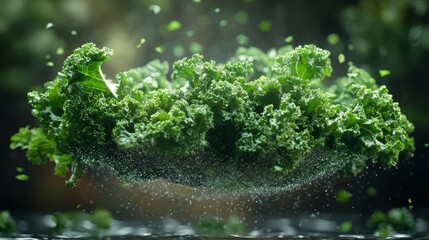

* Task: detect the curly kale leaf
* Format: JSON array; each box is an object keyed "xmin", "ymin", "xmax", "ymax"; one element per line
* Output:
[
  {"xmin": 10, "ymin": 43, "xmax": 415, "ymax": 188},
  {"xmin": 284, "ymin": 44, "xmax": 333, "ymax": 80},
  {"xmin": 328, "ymin": 84, "xmax": 414, "ymax": 172},
  {"xmin": 118, "ymin": 60, "xmax": 175, "ymax": 93},
  {"xmin": 326, "ymin": 65, "xmax": 415, "ymax": 174},
  {"xmin": 62, "ymin": 42, "xmax": 117, "ymax": 97},
  {"xmin": 113, "ymin": 89, "xmax": 214, "ymax": 156},
  {"xmin": 231, "ymin": 45, "xmax": 293, "ymax": 79},
  {"xmin": 10, "ymin": 127, "xmax": 73, "ymax": 176}
]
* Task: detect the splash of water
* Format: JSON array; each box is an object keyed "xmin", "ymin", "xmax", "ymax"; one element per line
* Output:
[{"xmin": 76, "ymin": 146, "xmax": 364, "ymax": 199}]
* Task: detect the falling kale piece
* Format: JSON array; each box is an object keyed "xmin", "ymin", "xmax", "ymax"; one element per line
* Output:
[
  {"xmin": 0, "ymin": 211, "xmax": 17, "ymax": 235},
  {"xmin": 10, "ymin": 43, "xmax": 415, "ymax": 188},
  {"xmin": 367, "ymin": 208, "xmax": 416, "ymax": 236}
]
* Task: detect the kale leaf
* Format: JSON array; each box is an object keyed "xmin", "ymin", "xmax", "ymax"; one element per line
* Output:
[{"xmin": 10, "ymin": 43, "xmax": 415, "ymax": 188}]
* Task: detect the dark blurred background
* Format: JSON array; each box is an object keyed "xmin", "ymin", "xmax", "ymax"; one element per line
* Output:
[{"xmin": 1, "ymin": 0, "xmax": 428, "ymax": 224}]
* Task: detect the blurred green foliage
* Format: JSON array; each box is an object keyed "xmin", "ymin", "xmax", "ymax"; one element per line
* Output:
[
  {"xmin": 336, "ymin": 188, "xmax": 352, "ymax": 203},
  {"xmin": 367, "ymin": 207, "xmax": 416, "ymax": 235},
  {"xmin": 52, "ymin": 208, "xmax": 114, "ymax": 233},
  {"xmin": 0, "ymin": 211, "xmax": 17, "ymax": 235},
  {"xmin": 342, "ymin": 0, "xmax": 429, "ymax": 74},
  {"xmin": 339, "ymin": 221, "xmax": 353, "ymax": 233},
  {"xmin": 341, "ymin": 0, "xmax": 429, "ymax": 131},
  {"xmin": 195, "ymin": 215, "xmax": 246, "ymax": 235},
  {"xmin": 90, "ymin": 209, "xmax": 113, "ymax": 229}
]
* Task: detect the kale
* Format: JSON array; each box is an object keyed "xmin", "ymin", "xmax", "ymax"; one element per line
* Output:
[
  {"xmin": 0, "ymin": 211, "xmax": 17, "ymax": 235},
  {"xmin": 367, "ymin": 208, "xmax": 416, "ymax": 235},
  {"xmin": 10, "ymin": 43, "xmax": 415, "ymax": 188}
]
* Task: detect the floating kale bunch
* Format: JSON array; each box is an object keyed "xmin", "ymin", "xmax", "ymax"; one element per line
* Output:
[{"xmin": 10, "ymin": 43, "xmax": 414, "ymax": 188}]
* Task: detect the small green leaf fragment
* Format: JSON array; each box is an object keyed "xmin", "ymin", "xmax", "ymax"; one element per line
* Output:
[
  {"xmin": 16, "ymin": 167, "xmax": 24, "ymax": 173},
  {"xmin": 274, "ymin": 166, "xmax": 283, "ymax": 172},
  {"xmin": 284, "ymin": 36, "xmax": 293, "ymax": 43},
  {"xmin": 167, "ymin": 20, "xmax": 182, "ymax": 31},
  {"xmin": 379, "ymin": 229, "xmax": 390, "ymax": 237},
  {"xmin": 219, "ymin": 19, "xmax": 228, "ymax": 27},
  {"xmin": 367, "ymin": 187, "xmax": 377, "ymax": 196},
  {"xmin": 71, "ymin": 30, "xmax": 78, "ymax": 35},
  {"xmin": 186, "ymin": 30, "xmax": 195, "ymax": 37},
  {"xmin": 90, "ymin": 209, "xmax": 113, "ymax": 229},
  {"xmin": 379, "ymin": 69, "xmax": 391, "ymax": 77},
  {"xmin": 387, "ymin": 208, "xmax": 416, "ymax": 231},
  {"xmin": 348, "ymin": 44, "xmax": 355, "ymax": 51},
  {"xmin": 137, "ymin": 38, "xmax": 146, "ymax": 48},
  {"xmin": 0, "ymin": 211, "xmax": 17, "ymax": 234},
  {"xmin": 193, "ymin": 0, "xmax": 201, "ymax": 2},
  {"xmin": 16, "ymin": 174, "xmax": 29, "ymax": 181},
  {"xmin": 368, "ymin": 208, "xmax": 415, "ymax": 233},
  {"xmin": 189, "ymin": 42, "xmax": 203, "ymax": 53},
  {"xmin": 327, "ymin": 33, "xmax": 340, "ymax": 45},
  {"xmin": 367, "ymin": 210, "xmax": 386, "ymax": 229},
  {"xmin": 148, "ymin": 5, "xmax": 161, "ymax": 14},
  {"xmin": 155, "ymin": 46, "xmax": 164, "ymax": 54},
  {"xmin": 46, "ymin": 61, "xmax": 54, "ymax": 67},
  {"xmin": 258, "ymin": 20, "xmax": 272, "ymax": 32},
  {"xmin": 46, "ymin": 22, "xmax": 55, "ymax": 29},
  {"xmin": 236, "ymin": 34, "xmax": 249, "ymax": 45},
  {"xmin": 424, "ymin": 143, "xmax": 429, "ymax": 147},
  {"xmin": 173, "ymin": 45, "xmax": 185, "ymax": 57},
  {"xmin": 195, "ymin": 216, "xmax": 245, "ymax": 235},
  {"xmin": 224, "ymin": 215, "xmax": 246, "ymax": 235},
  {"xmin": 338, "ymin": 53, "xmax": 345, "ymax": 63},
  {"xmin": 235, "ymin": 11, "xmax": 248, "ymax": 25},
  {"xmin": 340, "ymin": 221, "xmax": 352, "ymax": 233},
  {"xmin": 214, "ymin": 8, "xmax": 220, "ymax": 13},
  {"xmin": 56, "ymin": 47, "xmax": 64, "ymax": 55},
  {"xmin": 336, "ymin": 188, "xmax": 352, "ymax": 203},
  {"xmin": 45, "ymin": 54, "xmax": 51, "ymax": 59},
  {"xmin": 195, "ymin": 217, "xmax": 224, "ymax": 234},
  {"xmin": 408, "ymin": 198, "xmax": 413, "ymax": 210}
]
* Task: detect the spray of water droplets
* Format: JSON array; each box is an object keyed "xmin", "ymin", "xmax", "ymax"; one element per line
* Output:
[{"xmin": 75, "ymin": 146, "xmax": 364, "ymax": 200}]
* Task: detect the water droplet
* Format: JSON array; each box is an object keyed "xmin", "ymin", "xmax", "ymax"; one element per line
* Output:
[{"xmin": 46, "ymin": 22, "xmax": 55, "ymax": 29}]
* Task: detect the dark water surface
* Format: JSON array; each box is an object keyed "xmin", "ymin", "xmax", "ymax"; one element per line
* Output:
[{"xmin": 2, "ymin": 210, "xmax": 428, "ymax": 240}]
